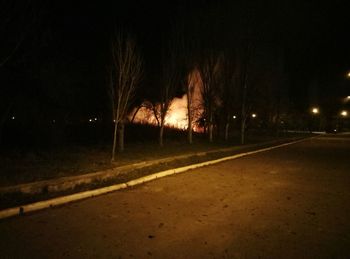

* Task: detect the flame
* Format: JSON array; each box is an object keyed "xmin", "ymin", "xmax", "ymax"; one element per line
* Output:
[
  {"xmin": 164, "ymin": 95, "xmax": 189, "ymax": 130},
  {"xmin": 130, "ymin": 70, "xmax": 204, "ymax": 132}
]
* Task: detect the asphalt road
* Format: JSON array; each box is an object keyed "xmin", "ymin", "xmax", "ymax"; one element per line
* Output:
[{"xmin": 1, "ymin": 134, "xmax": 350, "ymax": 258}]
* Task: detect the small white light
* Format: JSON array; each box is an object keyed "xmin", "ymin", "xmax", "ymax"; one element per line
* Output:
[
  {"xmin": 251, "ymin": 113, "xmax": 257, "ymax": 118},
  {"xmin": 89, "ymin": 119, "xmax": 92, "ymax": 122},
  {"xmin": 11, "ymin": 116, "xmax": 15, "ymax": 120},
  {"xmin": 341, "ymin": 110, "xmax": 348, "ymax": 116},
  {"xmin": 233, "ymin": 115, "xmax": 236, "ymax": 119},
  {"xmin": 94, "ymin": 118, "xmax": 97, "ymax": 121},
  {"xmin": 312, "ymin": 108, "xmax": 319, "ymax": 114}
]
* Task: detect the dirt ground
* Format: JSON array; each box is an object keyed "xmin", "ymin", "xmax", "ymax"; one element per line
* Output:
[{"xmin": 1, "ymin": 134, "xmax": 349, "ymax": 258}]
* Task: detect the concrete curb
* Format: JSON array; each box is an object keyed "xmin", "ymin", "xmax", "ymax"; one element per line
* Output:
[{"xmin": 0, "ymin": 137, "xmax": 311, "ymax": 220}]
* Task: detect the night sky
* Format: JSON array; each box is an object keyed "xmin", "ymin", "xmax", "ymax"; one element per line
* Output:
[{"xmin": 1, "ymin": 0, "xmax": 350, "ymax": 123}]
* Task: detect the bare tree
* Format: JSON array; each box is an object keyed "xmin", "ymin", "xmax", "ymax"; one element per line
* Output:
[
  {"xmin": 154, "ymin": 31, "xmax": 183, "ymax": 147},
  {"xmin": 177, "ymin": 19, "xmax": 198, "ymax": 144},
  {"xmin": 220, "ymin": 53, "xmax": 239, "ymax": 141},
  {"xmin": 186, "ymin": 71, "xmax": 196, "ymax": 144},
  {"xmin": 156, "ymin": 61, "xmax": 179, "ymax": 147},
  {"xmin": 239, "ymin": 42, "xmax": 254, "ymax": 144},
  {"xmin": 247, "ymin": 46, "xmax": 288, "ymax": 136},
  {"xmin": 109, "ymin": 32, "xmax": 142, "ymax": 162},
  {"xmin": 198, "ymin": 53, "xmax": 221, "ymax": 142}
]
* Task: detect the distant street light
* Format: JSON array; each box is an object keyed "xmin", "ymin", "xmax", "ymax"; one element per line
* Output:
[
  {"xmin": 310, "ymin": 107, "xmax": 321, "ymax": 131},
  {"xmin": 340, "ymin": 110, "xmax": 348, "ymax": 117},
  {"xmin": 311, "ymin": 107, "xmax": 319, "ymax": 114},
  {"xmin": 251, "ymin": 113, "xmax": 257, "ymax": 118},
  {"xmin": 347, "ymin": 72, "xmax": 350, "ymax": 78},
  {"xmin": 233, "ymin": 115, "xmax": 236, "ymax": 119}
]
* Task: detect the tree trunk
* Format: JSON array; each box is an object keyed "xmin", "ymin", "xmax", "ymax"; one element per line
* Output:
[
  {"xmin": 209, "ymin": 124, "xmax": 213, "ymax": 142},
  {"xmin": 187, "ymin": 109, "xmax": 193, "ymax": 144},
  {"xmin": 130, "ymin": 105, "xmax": 142, "ymax": 123},
  {"xmin": 208, "ymin": 112, "xmax": 214, "ymax": 142},
  {"xmin": 224, "ymin": 122, "xmax": 230, "ymax": 141},
  {"xmin": 186, "ymin": 87, "xmax": 193, "ymax": 144},
  {"xmin": 240, "ymin": 118, "xmax": 246, "ymax": 145},
  {"xmin": 224, "ymin": 113, "xmax": 231, "ymax": 141},
  {"xmin": 187, "ymin": 123, "xmax": 193, "ymax": 144},
  {"xmin": 240, "ymin": 81, "xmax": 247, "ymax": 145},
  {"xmin": 159, "ymin": 122, "xmax": 164, "ymax": 147},
  {"xmin": 118, "ymin": 121, "xmax": 124, "ymax": 152},
  {"xmin": 111, "ymin": 120, "xmax": 118, "ymax": 162}
]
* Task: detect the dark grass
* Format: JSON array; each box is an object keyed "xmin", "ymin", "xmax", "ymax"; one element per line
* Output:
[{"xmin": 0, "ymin": 123, "xmax": 313, "ymax": 187}]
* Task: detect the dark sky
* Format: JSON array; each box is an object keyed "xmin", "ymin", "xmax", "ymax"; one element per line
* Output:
[
  {"xmin": 2, "ymin": 0, "xmax": 350, "ymax": 119},
  {"xmin": 279, "ymin": 1, "xmax": 350, "ymax": 108},
  {"xmin": 49, "ymin": 1, "xmax": 350, "ymax": 87}
]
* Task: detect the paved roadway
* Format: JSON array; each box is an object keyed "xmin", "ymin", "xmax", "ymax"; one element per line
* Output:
[{"xmin": 1, "ymin": 134, "xmax": 350, "ymax": 258}]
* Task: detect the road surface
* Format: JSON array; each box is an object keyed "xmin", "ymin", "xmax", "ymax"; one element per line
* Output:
[{"xmin": 1, "ymin": 134, "xmax": 350, "ymax": 258}]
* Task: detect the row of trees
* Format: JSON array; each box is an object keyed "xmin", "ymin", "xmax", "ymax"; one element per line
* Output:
[
  {"xmin": 0, "ymin": 1, "xmax": 289, "ymax": 161},
  {"xmin": 109, "ymin": 27, "xmax": 288, "ymax": 161}
]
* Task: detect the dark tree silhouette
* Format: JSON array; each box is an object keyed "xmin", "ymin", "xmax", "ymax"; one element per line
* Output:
[
  {"xmin": 198, "ymin": 53, "xmax": 221, "ymax": 142},
  {"xmin": 109, "ymin": 32, "xmax": 142, "ymax": 161}
]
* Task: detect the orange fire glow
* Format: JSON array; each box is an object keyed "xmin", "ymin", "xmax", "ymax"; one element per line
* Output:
[{"xmin": 130, "ymin": 70, "xmax": 203, "ymax": 132}]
